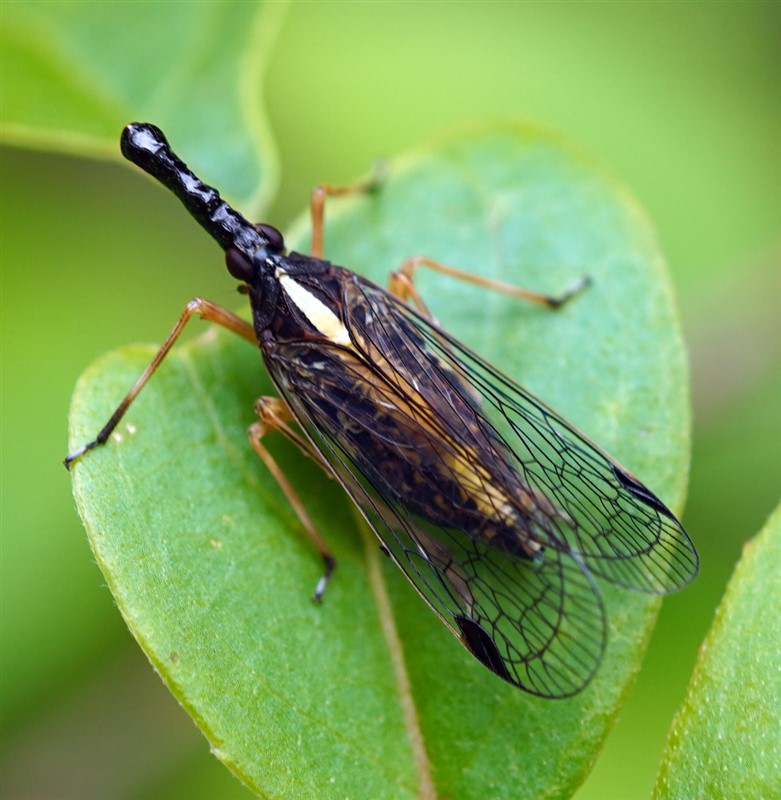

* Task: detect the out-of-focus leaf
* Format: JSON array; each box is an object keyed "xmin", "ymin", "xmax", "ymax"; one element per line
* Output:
[
  {"xmin": 0, "ymin": 1, "xmax": 288, "ymax": 209},
  {"xmin": 654, "ymin": 502, "xmax": 781, "ymax": 799}
]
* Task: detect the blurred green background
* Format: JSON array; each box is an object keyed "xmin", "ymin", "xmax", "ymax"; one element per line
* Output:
[{"xmin": 1, "ymin": 2, "xmax": 778, "ymax": 798}]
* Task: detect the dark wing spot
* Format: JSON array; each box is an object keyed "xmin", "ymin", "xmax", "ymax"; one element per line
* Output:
[
  {"xmin": 455, "ymin": 615, "xmax": 512, "ymax": 683},
  {"xmin": 611, "ymin": 464, "xmax": 674, "ymax": 519}
]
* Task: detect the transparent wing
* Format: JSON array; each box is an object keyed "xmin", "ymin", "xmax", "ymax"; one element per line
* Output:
[
  {"xmin": 351, "ymin": 277, "xmax": 698, "ymax": 594},
  {"xmin": 263, "ymin": 271, "xmax": 697, "ymax": 697},
  {"xmin": 294, "ymin": 409, "xmax": 606, "ymax": 698}
]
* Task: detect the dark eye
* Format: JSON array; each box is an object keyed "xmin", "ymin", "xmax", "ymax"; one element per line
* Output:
[
  {"xmin": 257, "ymin": 223, "xmax": 285, "ymax": 251},
  {"xmin": 225, "ymin": 247, "xmax": 254, "ymax": 282}
]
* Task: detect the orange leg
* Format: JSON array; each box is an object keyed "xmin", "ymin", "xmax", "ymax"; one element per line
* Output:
[
  {"xmin": 65, "ymin": 299, "xmax": 257, "ymax": 468},
  {"xmin": 309, "ymin": 166, "xmax": 385, "ymax": 259},
  {"xmin": 306, "ymin": 164, "xmax": 587, "ymax": 312},
  {"xmin": 253, "ymin": 397, "xmax": 330, "ymax": 471},
  {"xmin": 389, "ymin": 255, "xmax": 591, "ymax": 319},
  {"xmin": 248, "ymin": 397, "xmax": 336, "ymax": 602}
]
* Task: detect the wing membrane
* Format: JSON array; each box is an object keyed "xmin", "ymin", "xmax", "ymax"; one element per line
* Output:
[{"xmin": 263, "ymin": 271, "xmax": 697, "ymax": 696}]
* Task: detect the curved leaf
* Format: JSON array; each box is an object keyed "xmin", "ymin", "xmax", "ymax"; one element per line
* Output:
[
  {"xmin": 0, "ymin": 1, "xmax": 287, "ymax": 209},
  {"xmin": 654, "ymin": 501, "xmax": 781, "ymax": 799},
  {"xmin": 68, "ymin": 124, "xmax": 690, "ymax": 798}
]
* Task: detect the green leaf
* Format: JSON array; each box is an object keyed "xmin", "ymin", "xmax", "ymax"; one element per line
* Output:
[
  {"xmin": 0, "ymin": 0, "xmax": 287, "ymax": 209},
  {"xmin": 68, "ymin": 124, "xmax": 690, "ymax": 799},
  {"xmin": 654, "ymin": 501, "xmax": 781, "ymax": 799}
]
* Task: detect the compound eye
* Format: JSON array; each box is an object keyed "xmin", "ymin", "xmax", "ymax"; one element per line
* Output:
[
  {"xmin": 257, "ymin": 223, "xmax": 284, "ymax": 251},
  {"xmin": 225, "ymin": 247, "xmax": 254, "ymax": 282}
]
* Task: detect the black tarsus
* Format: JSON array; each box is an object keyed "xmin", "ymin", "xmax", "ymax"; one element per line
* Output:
[{"xmin": 313, "ymin": 553, "xmax": 337, "ymax": 604}]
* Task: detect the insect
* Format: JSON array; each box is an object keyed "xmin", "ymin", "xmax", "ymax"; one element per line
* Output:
[{"xmin": 66, "ymin": 122, "xmax": 698, "ymax": 699}]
